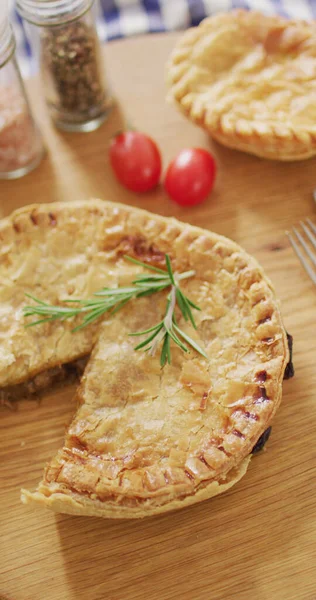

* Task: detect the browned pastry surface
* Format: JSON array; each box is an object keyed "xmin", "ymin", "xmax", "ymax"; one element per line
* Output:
[
  {"xmin": 167, "ymin": 10, "xmax": 316, "ymax": 160},
  {"xmin": 0, "ymin": 200, "xmax": 289, "ymax": 517}
]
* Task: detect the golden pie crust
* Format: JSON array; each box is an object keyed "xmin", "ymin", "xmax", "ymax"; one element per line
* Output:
[
  {"xmin": 167, "ymin": 10, "xmax": 316, "ymax": 160},
  {"xmin": 0, "ymin": 200, "xmax": 289, "ymax": 518}
]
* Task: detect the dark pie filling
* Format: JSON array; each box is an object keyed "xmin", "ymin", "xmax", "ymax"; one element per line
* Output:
[
  {"xmin": 0, "ymin": 357, "xmax": 88, "ymax": 406},
  {"xmin": 250, "ymin": 332, "xmax": 294, "ymax": 454},
  {"xmin": 284, "ymin": 332, "xmax": 294, "ymax": 380},
  {"xmin": 251, "ymin": 426, "xmax": 272, "ymax": 454}
]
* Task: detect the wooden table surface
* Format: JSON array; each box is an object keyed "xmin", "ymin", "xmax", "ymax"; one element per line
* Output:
[{"xmin": 1, "ymin": 33, "xmax": 316, "ymax": 600}]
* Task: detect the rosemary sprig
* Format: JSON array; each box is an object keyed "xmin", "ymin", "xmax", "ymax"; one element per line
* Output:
[{"xmin": 23, "ymin": 255, "xmax": 207, "ymax": 365}]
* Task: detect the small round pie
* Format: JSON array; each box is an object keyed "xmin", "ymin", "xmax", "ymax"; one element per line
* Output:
[
  {"xmin": 167, "ymin": 10, "xmax": 316, "ymax": 161},
  {"xmin": 0, "ymin": 200, "xmax": 290, "ymax": 518}
]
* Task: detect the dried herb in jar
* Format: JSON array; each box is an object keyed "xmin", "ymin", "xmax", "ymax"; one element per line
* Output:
[{"xmin": 40, "ymin": 20, "xmax": 107, "ymax": 118}]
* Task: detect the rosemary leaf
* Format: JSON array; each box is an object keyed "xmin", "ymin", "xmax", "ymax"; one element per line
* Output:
[
  {"xmin": 177, "ymin": 270, "xmax": 196, "ymax": 281},
  {"xmin": 25, "ymin": 293, "xmax": 49, "ymax": 306},
  {"xmin": 165, "ymin": 328, "xmax": 189, "ymax": 354},
  {"xmin": 123, "ymin": 255, "xmax": 167, "ymax": 274},
  {"xmin": 160, "ymin": 334, "xmax": 171, "ymax": 367},
  {"xmin": 109, "ymin": 298, "xmax": 132, "ymax": 316},
  {"xmin": 175, "ymin": 288, "xmax": 189, "ymax": 321},
  {"xmin": 73, "ymin": 308, "xmax": 110, "ymax": 331},
  {"xmin": 165, "ymin": 255, "xmax": 176, "ymax": 285},
  {"xmin": 178, "ymin": 290, "xmax": 197, "ymax": 329},
  {"xmin": 129, "ymin": 322, "xmax": 164, "ymax": 336},
  {"xmin": 137, "ymin": 282, "xmax": 170, "ymax": 298},
  {"xmin": 134, "ymin": 281, "xmax": 171, "ymax": 290},
  {"xmin": 134, "ymin": 325, "xmax": 164, "ymax": 351},
  {"xmin": 134, "ymin": 274, "xmax": 170, "ymax": 282},
  {"xmin": 166, "ymin": 335, "xmax": 171, "ymax": 365},
  {"xmin": 173, "ymin": 324, "xmax": 208, "ymax": 360},
  {"xmin": 25, "ymin": 317, "xmax": 61, "ymax": 328},
  {"xmin": 94, "ymin": 287, "xmax": 138, "ymax": 297},
  {"xmin": 186, "ymin": 297, "xmax": 201, "ymax": 311}
]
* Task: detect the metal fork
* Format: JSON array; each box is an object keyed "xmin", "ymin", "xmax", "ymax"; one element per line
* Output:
[{"xmin": 287, "ymin": 218, "xmax": 316, "ymax": 285}]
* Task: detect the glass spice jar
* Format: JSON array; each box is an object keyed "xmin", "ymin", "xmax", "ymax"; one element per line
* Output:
[
  {"xmin": 0, "ymin": 14, "xmax": 44, "ymax": 179},
  {"xmin": 17, "ymin": 0, "xmax": 113, "ymax": 132}
]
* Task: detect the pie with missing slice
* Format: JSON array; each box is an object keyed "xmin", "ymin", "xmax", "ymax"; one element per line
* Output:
[
  {"xmin": 167, "ymin": 10, "xmax": 316, "ymax": 160},
  {"xmin": 1, "ymin": 200, "xmax": 290, "ymax": 518}
]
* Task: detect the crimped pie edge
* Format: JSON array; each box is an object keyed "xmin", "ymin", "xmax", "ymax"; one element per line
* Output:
[{"xmin": 21, "ymin": 456, "xmax": 251, "ymax": 518}]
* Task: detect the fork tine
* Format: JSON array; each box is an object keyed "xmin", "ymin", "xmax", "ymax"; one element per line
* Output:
[
  {"xmin": 306, "ymin": 218, "xmax": 316, "ymax": 237},
  {"xmin": 295, "ymin": 226, "xmax": 316, "ymax": 268},
  {"xmin": 287, "ymin": 231, "xmax": 316, "ymax": 285},
  {"xmin": 300, "ymin": 220, "xmax": 316, "ymax": 252}
]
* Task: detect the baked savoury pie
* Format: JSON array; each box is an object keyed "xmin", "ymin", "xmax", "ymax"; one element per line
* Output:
[
  {"xmin": 167, "ymin": 10, "xmax": 316, "ymax": 161},
  {"xmin": 1, "ymin": 200, "xmax": 290, "ymax": 518}
]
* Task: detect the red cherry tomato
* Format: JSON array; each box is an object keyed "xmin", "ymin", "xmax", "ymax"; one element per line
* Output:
[
  {"xmin": 109, "ymin": 131, "xmax": 162, "ymax": 193},
  {"xmin": 164, "ymin": 148, "xmax": 216, "ymax": 207}
]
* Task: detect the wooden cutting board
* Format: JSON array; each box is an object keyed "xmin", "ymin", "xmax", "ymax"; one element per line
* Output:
[{"xmin": 1, "ymin": 33, "xmax": 316, "ymax": 600}]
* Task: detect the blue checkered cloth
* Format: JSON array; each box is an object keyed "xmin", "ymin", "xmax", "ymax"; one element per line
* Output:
[{"xmin": 12, "ymin": 0, "xmax": 316, "ymax": 76}]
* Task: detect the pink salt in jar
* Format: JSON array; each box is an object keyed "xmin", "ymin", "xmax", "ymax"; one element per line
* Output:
[{"xmin": 0, "ymin": 14, "xmax": 44, "ymax": 179}]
